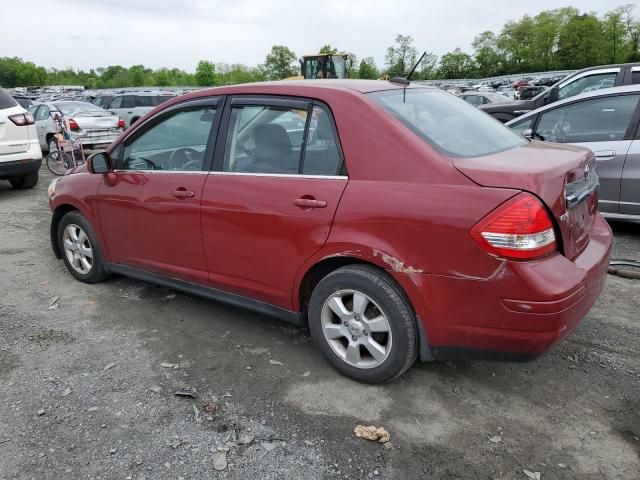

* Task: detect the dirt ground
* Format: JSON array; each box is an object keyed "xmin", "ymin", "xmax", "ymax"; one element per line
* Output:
[{"xmin": 1, "ymin": 167, "xmax": 639, "ymax": 480}]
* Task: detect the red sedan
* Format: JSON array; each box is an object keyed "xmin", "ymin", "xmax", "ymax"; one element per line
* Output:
[{"xmin": 48, "ymin": 80, "xmax": 612, "ymax": 383}]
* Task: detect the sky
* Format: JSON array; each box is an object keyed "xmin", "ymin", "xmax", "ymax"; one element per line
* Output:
[{"xmin": 0, "ymin": 0, "xmax": 626, "ymax": 72}]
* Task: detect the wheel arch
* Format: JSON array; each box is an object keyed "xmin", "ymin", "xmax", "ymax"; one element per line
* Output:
[
  {"xmin": 50, "ymin": 204, "xmax": 79, "ymax": 258},
  {"xmin": 295, "ymin": 252, "xmax": 434, "ymax": 362}
]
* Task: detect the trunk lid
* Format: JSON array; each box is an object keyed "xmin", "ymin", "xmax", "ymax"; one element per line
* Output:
[{"xmin": 453, "ymin": 141, "xmax": 598, "ymax": 260}]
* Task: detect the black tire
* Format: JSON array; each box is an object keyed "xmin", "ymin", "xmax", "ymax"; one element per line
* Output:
[
  {"xmin": 57, "ymin": 211, "xmax": 110, "ymax": 284},
  {"xmin": 308, "ymin": 265, "xmax": 418, "ymax": 384},
  {"xmin": 47, "ymin": 151, "xmax": 72, "ymax": 176},
  {"xmin": 9, "ymin": 172, "xmax": 38, "ymax": 189}
]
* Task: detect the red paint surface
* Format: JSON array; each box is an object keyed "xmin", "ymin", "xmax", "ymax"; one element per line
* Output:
[{"xmin": 50, "ymin": 80, "xmax": 613, "ymax": 358}]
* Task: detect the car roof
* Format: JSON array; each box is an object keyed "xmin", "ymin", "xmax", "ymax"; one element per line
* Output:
[
  {"xmin": 186, "ymin": 79, "xmax": 435, "ymax": 99},
  {"xmin": 111, "ymin": 91, "xmax": 175, "ymax": 97},
  {"xmin": 506, "ymin": 84, "xmax": 640, "ymax": 124}
]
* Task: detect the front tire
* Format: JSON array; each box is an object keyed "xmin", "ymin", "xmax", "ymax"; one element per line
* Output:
[
  {"xmin": 58, "ymin": 211, "xmax": 110, "ymax": 283},
  {"xmin": 308, "ymin": 265, "xmax": 418, "ymax": 383},
  {"xmin": 9, "ymin": 172, "xmax": 38, "ymax": 189}
]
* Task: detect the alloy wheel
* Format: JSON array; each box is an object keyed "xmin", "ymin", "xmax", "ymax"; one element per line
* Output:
[
  {"xmin": 320, "ymin": 289, "xmax": 393, "ymax": 369},
  {"xmin": 62, "ymin": 224, "xmax": 93, "ymax": 275}
]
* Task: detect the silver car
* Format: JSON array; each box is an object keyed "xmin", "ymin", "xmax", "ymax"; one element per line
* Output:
[
  {"xmin": 506, "ymin": 85, "xmax": 640, "ymax": 222},
  {"xmin": 28, "ymin": 101, "xmax": 123, "ymax": 152},
  {"xmin": 104, "ymin": 91, "xmax": 176, "ymax": 128},
  {"xmin": 458, "ymin": 91, "xmax": 515, "ymax": 107}
]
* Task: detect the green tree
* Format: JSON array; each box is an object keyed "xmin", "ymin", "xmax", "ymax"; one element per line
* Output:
[
  {"xmin": 557, "ymin": 14, "xmax": 605, "ymax": 69},
  {"xmin": 385, "ymin": 34, "xmax": 418, "ymax": 77},
  {"xmin": 357, "ymin": 57, "xmax": 379, "ymax": 79},
  {"xmin": 262, "ymin": 45, "xmax": 298, "ymax": 80},
  {"xmin": 195, "ymin": 60, "xmax": 216, "ymax": 86},
  {"xmin": 319, "ymin": 44, "xmax": 338, "ymax": 54},
  {"xmin": 438, "ymin": 48, "xmax": 476, "ymax": 79},
  {"xmin": 603, "ymin": 7, "xmax": 628, "ymax": 63},
  {"xmin": 472, "ymin": 31, "xmax": 503, "ymax": 77}
]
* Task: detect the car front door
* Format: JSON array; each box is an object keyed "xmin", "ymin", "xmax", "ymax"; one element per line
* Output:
[
  {"xmin": 533, "ymin": 93, "xmax": 640, "ymax": 214},
  {"xmin": 201, "ymin": 98, "xmax": 348, "ymax": 309},
  {"xmin": 97, "ymin": 98, "xmax": 220, "ymax": 283}
]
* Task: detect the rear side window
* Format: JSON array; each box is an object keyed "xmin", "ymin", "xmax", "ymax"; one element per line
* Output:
[
  {"xmin": 303, "ymin": 106, "xmax": 342, "ymax": 175},
  {"xmin": 224, "ymin": 105, "xmax": 307, "ymax": 174},
  {"xmin": 370, "ymin": 88, "xmax": 526, "ymax": 158},
  {"xmin": 122, "ymin": 96, "xmax": 136, "ymax": 108},
  {"xmin": 223, "ymin": 103, "xmax": 343, "ymax": 175},
  {"xmin": 0, "ymin": 88, "xmax": 18, "ymax": 109},
  {"xmin": 536, "ymin": 94, "xmax": 640, "ymax": 143}
]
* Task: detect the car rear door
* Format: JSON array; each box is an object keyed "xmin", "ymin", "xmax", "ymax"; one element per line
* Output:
[
  {"xmin": 97, "ymin": 98, "xmax": 220, "ymax": 283},
  {"xmin": 533, "ymin": 93, "xmax": 640, "ymax": 214},
  {"xmin": 201, "ymin": 97, "xmax": 347, "ymax": 309}
]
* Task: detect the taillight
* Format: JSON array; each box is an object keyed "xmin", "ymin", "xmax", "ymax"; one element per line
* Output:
[
  {"xmin": 8, "ymin": 113, "xmax": 35, "ymax": 126},
  {"xmin": 471, "ymin": 193, "xmax": 557, "ymax": 260},
  {"xmin": 117, "ymin": 117, "xmax": 125, "ymax": 128},
  {"xmin": 68, "ymin": 118, "xmax": 80, "ymax": 130}
]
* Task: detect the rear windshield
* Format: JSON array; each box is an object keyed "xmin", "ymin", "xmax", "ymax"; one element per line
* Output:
[
  {"xmin": 0, "ymin": 88, "xmax": 18, "ymax": 109},
  {"xmin": 55, "ymin": 102, "xmax": 107, "ymax": 115},
  {"xmin": 369, "ymin": 88, "xmax": 526, "ymax": 158}
]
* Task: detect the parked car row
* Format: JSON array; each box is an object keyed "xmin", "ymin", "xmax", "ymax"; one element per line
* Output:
[
  {"xmin": 481, "ymin": 63, "xmax": 640, "ymax": 122},
  {"xmin": 506, "ymin": 84, "xmax": 640, "ymax": 223},
  {"xmin": 27, "ymin": 101, "xmax": 124, "ymax": 152}
]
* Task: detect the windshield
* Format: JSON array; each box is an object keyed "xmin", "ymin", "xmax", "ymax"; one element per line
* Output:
[
  {"xmin": 54, "ymin": 101, "xmax": 107, "ymax": 115},
  {"xmin": 369, "ymin": 88, "xmax": 526, "ymax": 158},
  {"xmin": 304, "ymin": 55, "xmax": 347, "ymax": 79}
]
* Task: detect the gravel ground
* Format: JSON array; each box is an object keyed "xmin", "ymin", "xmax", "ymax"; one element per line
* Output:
[{"xmin": 0, "ymin": 167, "xmax": 639, "ymax": 480}]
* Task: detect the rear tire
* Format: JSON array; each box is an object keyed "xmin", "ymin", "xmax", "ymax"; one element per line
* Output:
[
  {"xmin": 9, "ymin": 172, "xmax": 38, "ymax": 189},
  {"xmin": 58, "ymin": 211, "xmax": 110, "ymax": 284},
  {"xmin": 308, "ymin": 265, "xmax": 418, "ymax": 384}
]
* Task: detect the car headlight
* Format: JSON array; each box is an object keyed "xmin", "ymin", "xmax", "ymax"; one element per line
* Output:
[{"xmin": 48, "ymin": 177, "xmax": 60, "ymax": 200}]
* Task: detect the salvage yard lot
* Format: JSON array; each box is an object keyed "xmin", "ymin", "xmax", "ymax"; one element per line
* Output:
[{"xmin": 0, "ymin": 168, "xmax": 639, "ymax": 480}]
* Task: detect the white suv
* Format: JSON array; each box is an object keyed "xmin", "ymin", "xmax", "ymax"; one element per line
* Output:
[{"xmin": 0, "ymin": 88, "xmax": 42, "ymax": 189}]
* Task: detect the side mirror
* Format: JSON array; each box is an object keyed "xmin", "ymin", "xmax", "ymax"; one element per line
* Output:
[
  {"xmin": 522, "ymin": 129, "xmax": 534, "ymax": 139},
  {"xmin": 88, "ymin": 152, "xmax": 112, "ymax": 174}
]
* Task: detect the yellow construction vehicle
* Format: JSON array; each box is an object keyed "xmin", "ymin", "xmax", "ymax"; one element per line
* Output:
[{"xmin": 287, "ymin": 53, "xmax": 351, "ymax": 80}]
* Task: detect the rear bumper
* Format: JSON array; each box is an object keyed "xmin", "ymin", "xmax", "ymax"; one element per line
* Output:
[
  {"xmin": 69, "ymin": 131, "xmax": 121, "ymax": 147},
  {"xmin": 0, "ymin": 157, "xmax": 42, "ymax": 179},
  {"xmin": 407, "ymin": 213, "xmax": 612, "ymax": 360}
]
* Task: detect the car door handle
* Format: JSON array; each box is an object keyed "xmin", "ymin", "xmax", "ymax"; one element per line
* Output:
[
  {"xmin": 293, "ymin": 197, "xmax": 327, "ymax": 209},
  {"xmin": 172, "ymin": 188, "xmax": 195, "ymax": 199},
  {"xmin": 594, "ymin": 150, "xmax": 616, "ymax": 159}
]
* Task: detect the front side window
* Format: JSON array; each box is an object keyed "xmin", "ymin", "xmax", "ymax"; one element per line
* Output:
[
  {"xmin": 223, "ymin": 105, "xmax": 308, "ymax": 174},
  {"xmin": 108, "ymin": 97, "xmax": 122, "ymax": 109},
  {"xmin": 536, "ymin": 94, "xmax": 640, "ymax": 143},
  {"xmin": 121, "ymin": 96, "xmax": 136, "ymax": 109},
  {"xmin": 558, "ymin": 72, "xmax": 618, "ymax": 101},
  {"xmin": 370, "ymin": 88, "xmax": 526, "ymax": 158},
  {"xmin": 120, "ymin": 106, "xmax": 217, "ymax": 171},
  {"xmin": 508, "ymin": 116, "xmax": 535, "ymax": 136}
]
